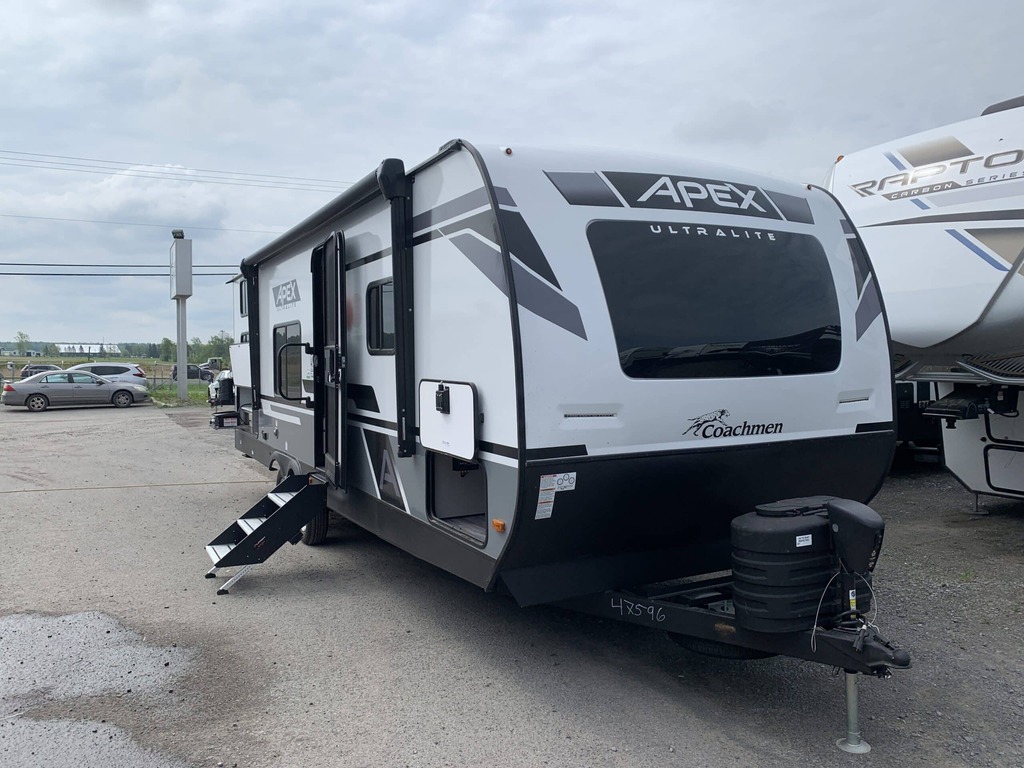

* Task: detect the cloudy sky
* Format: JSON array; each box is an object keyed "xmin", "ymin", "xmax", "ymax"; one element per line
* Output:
[{"xmin": 1, "ymin": 0, "xmax": 1021, "ymax": 345}]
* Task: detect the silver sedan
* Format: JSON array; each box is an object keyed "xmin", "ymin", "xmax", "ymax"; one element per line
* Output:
[{"xmin": 1, "ymin": 370, "xmax": 150, "ymax": 412}]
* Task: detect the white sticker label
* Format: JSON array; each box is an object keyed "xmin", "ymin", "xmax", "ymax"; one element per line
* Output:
[
  {"xmin": 535, "ymin": 472, "xmax": 577, "ymax": 519},
  {"xmin": 795, "ymin": 534, "xmax": 813, "ymax": 548},
  {"xmin": 540, "ymin": 472, "xmax": 577, "ymax": 492}
]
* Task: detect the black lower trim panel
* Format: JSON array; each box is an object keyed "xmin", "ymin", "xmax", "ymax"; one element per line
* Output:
[
  {"xmin": 498, "ymin": 431, "xmax": 895, "ymax": 606},
  {"xmin": 327, "ymin": 486, "xmax": 496, "ymax": 589}
]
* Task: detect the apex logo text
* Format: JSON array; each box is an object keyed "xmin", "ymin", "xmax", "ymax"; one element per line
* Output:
[
  {"xmin": 272, "ymin": 279, "xmax": 301, "ymax": 309},
  {"xmin": 603, "ymin": 172, "xmax": 781, "ymax": 220}
]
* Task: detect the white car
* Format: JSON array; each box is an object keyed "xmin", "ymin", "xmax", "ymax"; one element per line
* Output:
[
  {"xmin": 208, "ymin": 369, "xmax": 234, "ymax": 405},
  {"xmin": 67, "ymin": 362, "xmax": 150, "ymax": 389}
]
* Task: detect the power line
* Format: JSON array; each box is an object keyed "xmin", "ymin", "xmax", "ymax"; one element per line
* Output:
[
  {"xmin": 2, "ymin": 149, "xmax": 353, "ymax": 185},
  {"xmin": 0, "ymin": 212, "xmax": 283, "ymax": 235},
  {"xmin": 0, "ymin": 262, "xmax": 237, "ymax": 267},
  {"xmin": 3, "ymin": 274, "xmax": 235, "ymax": 278},
  {"xmin": 0, "ymin": 159, "xmax": 349, "ymax": 193}
]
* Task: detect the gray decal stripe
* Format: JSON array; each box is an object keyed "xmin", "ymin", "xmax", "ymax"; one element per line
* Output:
[
  {"xmin": 347, "ymin": 383, "xmax": 380, "ymax": 413},
  {"xmin": 449, "ymin": 233, "xmax": 587, "ymax": 340},
  {"xmin": 439, "ymin": 210, "xmax": 500, "ymax": 244},
  {"xmin": 965, "ymin": 227, "xmax": 1024, "ymax": 270},
  {"xmin": 847, "ymin": 238, "xmax": 870, "ymax": 297},
  {"xmin": 441, "ymin": 207, "xmax": 562, "ymax": 290},
  {"xmin": 865, "ymin": 209, "xmax": 1024, "ymax": 227},
  {"xmin": 546, "ymin": 171, "xmax": 622, "ymax": 207},
  {"xmin": 346, "ymin": 247, "xmax": 391, "ymax": 271},
  {"xmin": 494, "ymin": 186, "xmax": 516, "ymax": 207},
  {"xmin": 499, "ymin": 209, "xmax": 561, "ymax": 288},
  {"xmin": 350, "ymin": 413, "xmax": 398, "ymax": 431},
  {"xmin": 346, "ymin": 229, "xmax": 443, "ymax": 271},
  {"xmin": 840, "ymin": 218, "xmax": 854, "ymax": 235},
  {"xmin": 511, "ymin": 262, "xmax": 587, "ymax": 340},
  {"xmin": 855, "ymin": 274, "xmax": 882, "ymax": 341},
  {"xmin": 898, "ymin": 136, "xmax": 974, "ymax": 167},
  {"xmin": 479, "ymin": 440, "xmax": 518, "ymax": 459},
  {"xmin": 764, "ymin": 190, "xmax": 814, "ymax": 224},
  {"xmin": 412, "ymin": 187, "xmax": 492, "ymax": 232},
  {"xmin": 449, "ymin": 234, "xmax": 509, "ymax": 294}
]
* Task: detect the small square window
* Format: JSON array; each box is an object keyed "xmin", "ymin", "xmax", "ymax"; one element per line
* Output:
[{"xmin": 367, "ymin": 280, "xmax": 395, "ymax": 354}]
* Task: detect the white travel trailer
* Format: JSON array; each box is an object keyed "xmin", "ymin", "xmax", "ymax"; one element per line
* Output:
[
  {"xmin": 206, "ymin": 141, "xmax": 909, "ymax": 743},
  {"xmin": 829, "ymin": 96, "xmax": 1024, "ymax": 503}
]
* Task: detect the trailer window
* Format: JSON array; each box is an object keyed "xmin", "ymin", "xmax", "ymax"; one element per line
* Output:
[
  {"xmin": 273, "ymin": 321, "xmax": 302, "ymax": 398},
  {"xmin": 239, "ymin": 281, "xmax": 248, "ymax": 317},
  {"xmin": 367, "ymin": 280, "xmax": 395, "ymax": 354},
  {"xmin": 589, "ymin": 220, "xmax": 841, "ymax": 379}
]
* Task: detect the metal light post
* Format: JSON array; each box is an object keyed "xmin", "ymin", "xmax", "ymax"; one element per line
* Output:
[{"xmin": 170, "ymin": 229, "xmax": 192, "ymax": 400}]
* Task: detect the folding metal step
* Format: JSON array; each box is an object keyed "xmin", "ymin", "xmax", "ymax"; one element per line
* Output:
[{"xmin": 204, "ymin": 474, "xmax": 328, "ymax": 594}]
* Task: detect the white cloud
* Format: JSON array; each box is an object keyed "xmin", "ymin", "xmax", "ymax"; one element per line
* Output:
[{"xmin": 1, "ymin": 0, "xmax": 1022, "ymax": 342}]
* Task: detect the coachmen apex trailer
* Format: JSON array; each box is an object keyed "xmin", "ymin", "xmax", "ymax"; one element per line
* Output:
[
  {"xmin": 829, "ymin": 96, "xmax": 1024, "ymax": 504},
  {"xmin": 206, "ymin": 140, "xmax": 909, "ymax": 745}
]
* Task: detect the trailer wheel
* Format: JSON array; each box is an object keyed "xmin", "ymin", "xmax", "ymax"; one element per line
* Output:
[
  {"xmin": 301, "ymin": 509, "xmax": 329, "ymax": 546},
  {"xmin": 667, "ymin": 633, "xmax": 776, "ymax": 660}
]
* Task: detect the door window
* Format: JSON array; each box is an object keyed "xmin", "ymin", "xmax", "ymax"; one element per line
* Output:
[{"xmin": 273, "ymin": 322, "xmax": 302, "ymax": 398}]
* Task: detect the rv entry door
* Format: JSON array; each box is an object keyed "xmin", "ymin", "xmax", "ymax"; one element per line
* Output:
[{"xmin": 312, "ymin": 231, "xmax": 347, "ymax": 489}]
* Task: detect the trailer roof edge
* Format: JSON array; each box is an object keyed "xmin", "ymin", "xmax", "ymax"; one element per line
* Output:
[{"xmin": 240, "ymin": 164, "xmax": 390, "ymax": 271}]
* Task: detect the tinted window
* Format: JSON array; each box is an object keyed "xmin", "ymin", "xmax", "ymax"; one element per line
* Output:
[
  {"xmin": 367, "ymin": 280, "xmax": 395, "ymax": 354},
  {"xmin": 93, "ymin": 365, "xmax": 127, "ymax": 376},
  {"xmin": 588, "ymin": 220, "xmax": 841, "ymax": 379},
  {"xmin": 273, "ymin": 322, "xmax": 302, "ymax": 398},
  {"xmin": 70, "ymin": 373, "xmax": 97, "ymax": 384}
]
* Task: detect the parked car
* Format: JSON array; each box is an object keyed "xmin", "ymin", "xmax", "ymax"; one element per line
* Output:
[
  {"xmin": 67, "ymin": 362, "xmax": 150, "ymax": 389},
  {"xmin": 20, "ymin": 363, "xmax": 61, "ymax": 379},
  {"xmin": 199, "ymin": 357, "xmax": 224, "ymax": 373},
  {"xmin": 171, "ymin": 363, "xmax": 213, "ymax": 382},
  {"xmin": 2, "ymin": 370, "xmax": 150, "ymax": 412}
]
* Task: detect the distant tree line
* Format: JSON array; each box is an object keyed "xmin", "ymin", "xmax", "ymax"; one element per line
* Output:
[
  {"xmin": 2, "ymin": 332, "xmax": 234, "ymax": 362},
  {"xmin": 156, "ymin": 332, "xmax": 234, "ymax": 363}
]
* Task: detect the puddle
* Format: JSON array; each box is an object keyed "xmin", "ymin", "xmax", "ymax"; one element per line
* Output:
[{"xmin": 0, "ymin": 612, "xmax": 194, "ymax": 768}]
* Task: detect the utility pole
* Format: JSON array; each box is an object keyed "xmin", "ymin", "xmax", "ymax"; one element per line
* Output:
[{"xmin": 170, "ymin": 230, "xmax": 192, "ymax": 400}]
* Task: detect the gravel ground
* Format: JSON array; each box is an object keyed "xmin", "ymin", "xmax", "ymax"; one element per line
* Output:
[{"xmin": 0, "ymin": 404, "xmax": 1021, "ymax": 767}]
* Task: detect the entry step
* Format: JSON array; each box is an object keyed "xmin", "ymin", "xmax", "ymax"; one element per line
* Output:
[{"xmin": 203, "ymin": 475, "xmax": 327, "ymax": 593}]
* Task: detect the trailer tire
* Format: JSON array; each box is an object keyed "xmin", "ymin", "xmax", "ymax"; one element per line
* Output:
[
  {"xmin": 301, "ymin": 509, "xmax": 329, "ymax": 546},
  {"xmin": 667, "ymin": 633, "xmax": 776, "ymax": 660}
]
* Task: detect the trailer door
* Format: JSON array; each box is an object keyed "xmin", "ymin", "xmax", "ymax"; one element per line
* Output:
[{"xmin": 312, "ymin": 231, "xmax": 347, "ymax": 489}]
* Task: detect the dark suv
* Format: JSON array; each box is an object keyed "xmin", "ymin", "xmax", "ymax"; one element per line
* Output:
[
  {"xmin": 171, "ymin": 364, "xmax": 213, "ymax": 382},
  {"xmin": 20, "ymin": 364, "xmax": 62, "ymax": 379}
]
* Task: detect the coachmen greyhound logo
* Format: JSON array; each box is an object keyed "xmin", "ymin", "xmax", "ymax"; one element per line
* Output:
[
  {"xmin": 272, "ymin": 279, "xmax": 301, "ymax": 309},
  {"xmin": 683, "ymin": 409, "xmax": 784, "ymax": 439}
]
